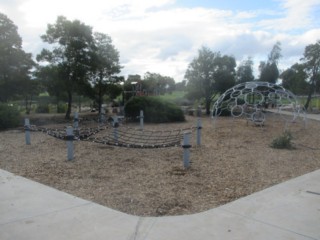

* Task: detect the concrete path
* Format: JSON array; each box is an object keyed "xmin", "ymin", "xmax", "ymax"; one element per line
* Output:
[
  {"xmin": 266, "ymin": 109, "xmax": 320, "ymax": 121},
  {"xmin": 0, "ymin": 169, "xmax": 319, "ymax": 240}
]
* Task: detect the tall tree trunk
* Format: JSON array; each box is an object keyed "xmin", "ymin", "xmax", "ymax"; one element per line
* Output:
[
  {"xmin": 78, "ymin": 95, "xmax": 82, "ymax": 113},
  {"xmin": 305, "ymin": 78, "xmax": 315, "ymax": 110},
  {"xmin": 98, "ymin": 85, "xmax": 102, "ymax": 114},
  {"xmin": 205, "ymin": 98, "xmax": 211, "ymax": 115},
  {"xmin": 65, "ymin": 91, "xmax": 72, "ymax": 119},
  {"xmin": 304, "ymin": 88, "xmax": 313, "ymax": 110}
]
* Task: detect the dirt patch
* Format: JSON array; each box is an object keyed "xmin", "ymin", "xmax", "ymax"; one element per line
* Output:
[{"xmin": 1, "ymin": 112, "xmax": 320, "ymax": 216}]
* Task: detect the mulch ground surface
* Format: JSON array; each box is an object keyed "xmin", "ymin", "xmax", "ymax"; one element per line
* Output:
[{"xmin": 1, "ymin": 112, "xmax": 319, "ymax": 216}]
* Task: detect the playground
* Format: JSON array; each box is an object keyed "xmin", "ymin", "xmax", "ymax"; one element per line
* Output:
[{"xmin": 1, "ymin": 112, "xmax": 320, "ymax": 216}]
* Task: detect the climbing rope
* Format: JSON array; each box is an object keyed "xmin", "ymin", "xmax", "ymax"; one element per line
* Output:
[{"xmin": 29, "ymin": 124, "xmax": 196, "ymax": 148}]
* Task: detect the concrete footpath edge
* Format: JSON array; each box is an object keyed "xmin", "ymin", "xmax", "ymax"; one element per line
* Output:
[{"xmin": 0, "ymin": 169, "xmax": 319, "ymax": 240}]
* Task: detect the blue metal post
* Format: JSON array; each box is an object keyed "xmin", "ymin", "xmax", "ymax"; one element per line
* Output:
[
  {"xmin": 140, "ymin": 110, "xmax": 144, "ymax": 130},
  {"xmin": 112, "ymin": 116, "xmax": 119, "ymax": 143},
  {"xmin": 24, "ymin": 118, "xmax": 31, "ymax": 145},
  {"xmin": 73, "ymin": 112, "xmax": 79, "ymax": 130}
]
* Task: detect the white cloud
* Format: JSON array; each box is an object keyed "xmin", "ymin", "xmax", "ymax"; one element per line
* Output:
[
  {"xmin": 1, "ymin": 0, "xmax": 320, "ymax": 81},
  {"xmin": 259, "ymin": 0, "xmax": 320, "ymax": 30}
]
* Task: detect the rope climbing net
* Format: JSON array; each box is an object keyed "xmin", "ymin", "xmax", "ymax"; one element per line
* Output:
[
  {"xmin": 29, "ymin": 124, "xmax": 196, "ymax": 148},
  {"xmin": 87, "ymin": 126, "xmax": 195, "ymax": 148}
]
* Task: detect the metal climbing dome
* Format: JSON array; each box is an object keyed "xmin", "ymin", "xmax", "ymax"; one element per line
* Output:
[{"xmin": 212, "ymin": 81, "xmax": 305, "ymax": 126}]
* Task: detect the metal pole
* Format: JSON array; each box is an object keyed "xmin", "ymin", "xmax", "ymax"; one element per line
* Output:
[
  {"xmin": 113, "ymin": 126, "xmax": 118, "ymax": 143},
  {"xmin": 24, "ymin": 118, "xmax": 31, "ymax": 145},
  {"xmin": 113, "ymin": 116, "xmax": 119, "ymax": 143},
  {"xmin": 140, "ymin": 110, "xmax": 144, "ymax": 130},
  {"xmin": 73, "ymin": 112, "xmax": 79, "ymax": 130},
  {"xmin": 182, "ymin": 132, "xmax": 191, "ymax": 169},
  {"xmin": 100, "ymin": 108, "xmax": 106, "ymax": 125},
  {"xmin": 66, "ymin": 126, "xmax": 74, "ymax": 161},
  {"xmin": 197, "ymin": 118, "xmax": 202, "ymax": 146}
]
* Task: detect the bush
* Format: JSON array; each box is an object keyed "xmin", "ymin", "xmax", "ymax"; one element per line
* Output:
[
  {"xmin": 0, "ymin": 104, "xmax": 21, "ymax": 130},
  {"xmin": 270, "ymin": 131, "xmax": 294, "ymax": 149},
  {"xmin": 57, "ymin": 103, "xmax": 67, "ymax": 113},
  {"xmin": 125, "ymin": 96, "xmax": 185, "ymax": 123},
  {"xmin": 36, "ymin": 104, "xmax": 50, "ymax": 113}
]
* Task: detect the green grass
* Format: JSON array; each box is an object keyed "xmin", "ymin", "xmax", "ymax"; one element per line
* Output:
[
  {"xmin": 296, "ymin": 96, "xmax": 320, "ymax": 110},
  {"xmin": 157, "ymin": 91, "xmax": 187, "ymax": 102}
]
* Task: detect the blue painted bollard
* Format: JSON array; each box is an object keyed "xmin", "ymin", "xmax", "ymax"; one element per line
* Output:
[
  {"xmin": 24, "ymin": 118, "xmax": 31, "ymax": 145},
  {"xmin": 139, "ymin": 110, "xmax": 144, "ymax": 130},
  {"xmin": 66, "ymin": 126, "xmax": 74, "ymax": 161},
  {"xmin": 73, "ymin": 112, "xmax": 79, "ymax": 130}
]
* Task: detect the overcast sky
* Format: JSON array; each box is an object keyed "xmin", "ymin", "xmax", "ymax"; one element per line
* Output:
[{"xmin": 1, "ymin": 0, "xmax": 320, "ymax": 81}]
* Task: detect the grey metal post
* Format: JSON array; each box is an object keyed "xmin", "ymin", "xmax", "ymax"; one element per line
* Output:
[
  {"xmin": 139, "ymin": 110, "xmax": 144, "ymax": 130},
  {"xmin": 24, "ymin": 118, "xmax": 31, "ymax": 145},
  {"xmin": 182, "ymin": 132, "xmax": 191, "ymax": 169},
  {"xmin": 113, "ymin": 126, "xmax": 118, "ymax": 143},
  {"xmin": 112, "ymin": 116, "xmax": 119, "ymax": 143},
  {"xmin": 73, "ymin": 112, "xmax": 79, "ymax": 130},
  {"xmin": 197, "ymin": 118, "xmax": 202, "ymax": 146},
  {"xmin": 100, "ymin": 108, "xmax": 106, "ymax": 124},
  {"xmin": 66, "ymin": 126, "xmax": 74, "ymax": 161}
]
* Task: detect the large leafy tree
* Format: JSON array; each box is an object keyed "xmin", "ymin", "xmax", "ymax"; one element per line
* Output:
[
  {"xmin": 90, "ymin": 32, "xmax": 122, "ymax": 114},
  {"xmin": 143, "ymin": 72, "xmax": 175, "ymax": 95},
  {"xmin": 122, "ymin": 75, "xmax": 142, "ymax": 102},
  {"xmin": 34, "ymin": 65, "xmax": 67, "ymax": 112},
  {"xmin": 0, "ymin": 12, "xmax": 35, "ymax": 102},
  {"xmin": 280, "ymin": 63, "xmax": 309, "ymax": 95},
  {"xmin": 236, "ymin": 57, "xmax": 255, "ymax": 83},
  {"xmin": 259, "ymin": 41, "xmax": 282, "ymax": 83},
  {"xmin": 301, "ymin": 40, "xmax": 320, "ymax": 109},
  {"xmin": 37, "ymin": 16, "xmax": 95, "ymax": 119},
  {"xmin": 184, "ymin": 46, "xmax": 236, "ymax": 115}
]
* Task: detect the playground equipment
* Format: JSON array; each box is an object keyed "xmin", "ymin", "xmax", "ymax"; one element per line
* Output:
[{"xmin": 212, "ymin": 82, "xmax": 306, "ymax": 127}]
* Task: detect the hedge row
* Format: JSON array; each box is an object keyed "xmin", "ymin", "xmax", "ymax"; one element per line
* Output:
[{"xmin": 125, "ymin": 96, "xmax": 185, "ymax": 123}]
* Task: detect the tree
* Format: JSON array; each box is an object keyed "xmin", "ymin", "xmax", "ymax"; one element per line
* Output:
[
  {"xmin": 90, "ymin": 32, "xmax": 122, "ymax": 114},
  {"xmin": 301, "ymin": 40, "xmax": 320, "ymax": 110},
  {"xmin": 280, "ymin": 63, "xmax": 308, "ymax": 95},
  {"xmin": 236, "ymin": 57, "xmax": 255, "ymax": 83},
  {"xmin": 19, "ymin": 78, "xmax": 42, "ymax": 114},
  {"xmin": 37, "ymin": 16, "xmax": 95, "ymax": 119},
  {"xmin": 0, "ymin": 13, "xmax": 35, "ymax": 102},
  {"xmin": 35, "ymin": 65, "xmax": 68, "ymax": 112},
  {"xmin": 259, "ymin": 42, "xmax": 282, "ymax": 83},
  {"xmin": 123, "ymin": 75, "xmax": 142, "ymax": 102},
  {"xmin": 175, "ymin": 80, "xmax": 187, "ymax": 91},
  {"xmin": 143, "ymin": 72, "xmax": 175, "ymax": 95},
  {"xmin": 184, "ymin": 46, "xmax": 236, "ymax": 114}
]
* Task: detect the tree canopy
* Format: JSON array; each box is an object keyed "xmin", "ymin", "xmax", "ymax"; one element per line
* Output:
[
  {"xmin": 184, "ymin": 46, "xmax": 236, "ymax": 114},
  {"xmin": 90, "ymin": 32, "xmax": 122, "ymax": 113},
  {"xmin": 2, "ymin": 12, "xmax": 320, "ymax": 116},
  {"xmin": 0, "ymin": 12, "xmax": 35, "ymax": 102},
  {"xmin": 37, "ymin": 16, "xmax": 96, "ymax": 119},
  {"xmin": 259, "ymin": 41, "xmax": 282, "ymax": 83},
  {"xmin": 280, "ymin": 63, "xmax": 308, "ymax": 95},
  {"xmin": 236, "ymin": 57, "xmax": 255, "ymax": 83},
  {"xmin": 301, "ymin": 40, "xmax": 320, "ymax": 109}
]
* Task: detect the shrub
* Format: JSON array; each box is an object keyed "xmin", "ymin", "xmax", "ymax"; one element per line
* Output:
[
  {"xmin": 270, "ymin": 131, "xmax": 294, "ymax": 149},
  {"xmin": 125, "ymin": 96, "xmax": 185, "ymax": 123},
  {"xmin": 57, "ymin": 103, "xmax": 67, "ymax": 113},
  {"xmin": 36, "ymin": 104, "xmax": 50, "ymax": 113},
  {"xmin": 0, "ymin": 104, "xmax": 21, "ymax": 130}
]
